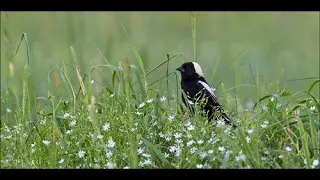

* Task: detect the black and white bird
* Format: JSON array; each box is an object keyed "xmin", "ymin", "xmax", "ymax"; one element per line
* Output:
[{"xmin": 176, "ymin": 61, "xmax": 232, "ymax": 124}]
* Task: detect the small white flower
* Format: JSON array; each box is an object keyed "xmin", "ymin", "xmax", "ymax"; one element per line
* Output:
[
  {"xmin": 169, "ymin": 146, "xmax": 176, "ymax": 153},
  {"xmin": 199, "ymin": 152, "xmax": 207, "ymax": 159},
  {"xmin": 159, "ymin": 133, "xmax": 165, "ymax": 138},
  {"xmin": 187, "ymin": 140, "xmax": 194, "ymax": 147},
  {"xmin": 42, "ymin": 140, "xmax": 50, "ymax": 146},
  {"xmin": 168, "ymin": 115, "xmax": 175, "ymax": 122},
  {"xmin": 226, "ymin": 150, "xmax": 233, "ymax": 155},
  {"xmin": 59, "ymin": 159, "xmax": 64, "ymax": 164},
  {"xmin": 175, "ymin": 139, "xmax": 183, "ymax": 144},
  {"xmin": 285, "ymin": 146, "xmax": 292, "ymax": 152},
  {"xmin": 261, "ymin": 157, "xmax": 267, "ymax": 161},
  {"xmin": 106, "ymin": 162, "xmax": 116, "ymax": 169},
  {"xmin": 187, "ymin": 125, "xmax": 195, "ymax": 131},
  {"xmin": 102, "ymin": 122, "xmax": 110, "ymax": 131},
  {"xmin": 110, "ymin": 94, "xmax": 115, "ymax": 98},
  {"xmin": 107, "ymin": 137, "xmax": 115, "ymax": 148},
  {"xmin": 190, "ymin": 147, "xmax": 198, "ymax": 154},
  {"xmin": 142, "ymin": 153, "xmax": 151, "ymax": 158},
  {"xmin": 246, "ymin": 136, "xmax": 251, "ymax": 143},
  {"xmin": 6, "ymin": 108, "xmax": 12, "ymax": 113},
  {"xmin": 138, "ymin": 102, "xmax": 145, "ymax": 108},
  {"xmin": 160, "ymin": 96, "xmax": 167, "ymax": 102},
  {"xmin": 136, "ymin": 112, "xmax": 142, "ymax": 115},
  {"xmin": 66, "ymin": 130, "xmax": 72, "ymax": 134},
  {"xmin": 278, "ymin": 155, "xmax": 284, "ymax": 159},
  {"xmin": 312, "ymin": 159, "xmax": 319, "ymax": 166},
  {"xmin": 196, "ymin": 164, "xmax": 204, "ymax": 169},
  {"xmin": 216, "ymin": 120, "xmax": 225, "ymax": 127},
  {"xmin": 106, "ymin": 150, "xmax": 113, "ymax": 158},
  {"xmin": 63, "ymin": 113, "xmax": 70, "ymax": 118},
  {"xmin": 236, "ymin": 151, "xmax": 246, "ymax": 161},
  {"xmin": 97, "ymin": 135, "xmax": 103, "ymax": 139},
  {"xmin": 247, "ymin": 129, "xmax": 253, "ymax": 134},
  {"xmin": 31, "ymin": 143, "xmax": 36, "ymax": 148},
  {"xmin": 197, "ymin": 139, "xmax": 204, "ymax": 144},
  {"xmin": 310, "ymin": 106, "xmax": 316, "ymax": 111},
  {"xmin": 137, "ymin": 148, "xmax": 144, "ymax": 155},
  {"xmin": 78, "ymin": 150, "xmax": 85, "ymax": 158},
  {"xmin": 175, "ymin": 147, "xmax": 181, "ymax": 157},
  {"xmin": 146, "ymin": 98, "xmax": 153, "ymax": 103},
  {"xmin": 91, "ymin": 80, "xmax": 95, "ymax": 84},
  {"xmin": 69, "ymin": 120, "xmax": 76, "ymax": 127},
  {"xmin": 304, "ymin": 159, "xmax": 307, "ymax": 165},
  {"xmin": 208, "ymin": 150, "xmax": 214, "ymax": 154},
  {"xmin": 271, "ymin": 97, "xmax": 275, "ymax": 102},
  {"xmin": 164, "ymin": 153, "xmax": 169, "ymax": 158},
  {"xmin": 165, "ymin": 136, "xmax": 171, "ymax": 141},
  {"xmin": 174, "ymin": 133, "xmax": 182, "ymax": 139},
  {"xmin": 186, "ymin": 133, "xmax": 192, "ymax": 139},
  {"xmin": 218, "ymin": 146, "xmax": 225, "ymax": 152},
  {"xmin": 144, "ymin": 159, "xmax": 152, "ymax": 165},
  {"xmin": 123, "ymin": 166, "xmax": 130, "ymax": 169},
  {"xmin": 264, "ymin": 151, "xmax": 269, "ymax": 155}
]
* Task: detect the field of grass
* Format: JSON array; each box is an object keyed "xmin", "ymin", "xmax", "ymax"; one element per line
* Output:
[{"xmin": 1, "ymin": 12, "xmax": 319, "ymax": 169}]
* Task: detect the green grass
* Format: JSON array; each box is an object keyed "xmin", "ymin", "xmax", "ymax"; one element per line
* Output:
[{"xmin": 1, "ymin": 12, "xmax": 319, "ymax": 169}]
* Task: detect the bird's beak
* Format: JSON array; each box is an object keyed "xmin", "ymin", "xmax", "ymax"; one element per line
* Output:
[{"xmin": 176, "ymin": 66, "xmax": 185, "ymax": 72}]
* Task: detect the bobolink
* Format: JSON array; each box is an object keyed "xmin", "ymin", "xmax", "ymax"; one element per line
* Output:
[{"xmin": 176, "ymin": 62, "xmax": 232, "ymax": 124}]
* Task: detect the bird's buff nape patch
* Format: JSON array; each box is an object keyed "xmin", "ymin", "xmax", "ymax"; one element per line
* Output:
[{"xmin": 192, "ymin": 62, "xmax": 204, "ymax": 76}]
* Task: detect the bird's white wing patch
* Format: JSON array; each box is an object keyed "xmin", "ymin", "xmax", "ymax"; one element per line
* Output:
[{"xmin": 198, "ymin": 80, "xmax": 216, "ymax": 97}]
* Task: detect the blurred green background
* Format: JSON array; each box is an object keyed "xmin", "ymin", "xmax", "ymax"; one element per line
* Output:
[{"xmin": 1, "ymin": 12, "xmax": 319, "ymax": 106}]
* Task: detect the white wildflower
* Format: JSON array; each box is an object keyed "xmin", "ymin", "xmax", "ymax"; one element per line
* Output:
[
  {"xmin": 102, "ymin": 122, "xmax": 110, "ymax": 131},
  {"xmin": 247, "ymin": 129, "xmax": 254, "ymax": 134},
  {"xmin": 310, "ymin": 106, "xmax": 316, "ymax": 111},
  {"xmin": 78, "ymin": 150, "xmax": 85, "ymax": 158},
  {"xmin": 59, "ymin": 159, "xmax": 64, "ymax": 164},
  {"xmin": 63, "ymin": 113, "xmax": 70, "ymax": 118},
  {"xmin": 97, "ymin": 135, "xmax": 103, "ymax": 139},
  {"xmin": 187, "ymin": 125, "xmax": 195, "ymax": 131},
  {"xmin": 6, "ymin": 108, "xmax": 12, "ymax": 113},
  {"xmin": 69, "ymin": 120, "xmax": 76, "ymax": 127},
  {"xmin": 160, "ymin": 96, "xmax": 167, "ymax": 102},
  {"xmin": 197, "ymin": 139, "xmax": 204, "ymax": 144},
  {"xmin": 235, "ymin": 151, "xmax": 246, "ymax": 161},
  {"xmin": 190, "ymin": 147, "xmax": 198, "ymax": 154},
  {"xmin": 187, "ymin": 140, "xmax": 194, "ymax": 147},
  {"xmin": 218, "ymin": 146, "xmax": 225, "ymax": 152},
  {"xmin": 106, "ymin": 162, "xmax": 116, "ymax": 169},
  {"xmin": 143, "ymin": 159, "xmax": 152, "ymax": 165},
  {"xmin": 246, "ymin": 136, "xmax": 251, "ymax": 143},
  {"xmin": 196, "ymin": 164, "xmax": 204, "ymax": 169},
  {"xmin": 216, "ymin": 119, "xmax": 225, "ymax": 127},
  {"xmin": 107, "ymin": 137, "xmax": 115, "ymax": 148},
  {"xmin": 285, "ymin": 146, "xmax": 292, "ymax": 152},
  {"xmin": 137, "ymin": 148, "xmax": 144, "ymax": 155},
  {"xmin": 106, "ymin": 150, "xmax": 113, "ymax": 158},
  {"xmin": 311, "ymin": 159, "xmax": 319, "ymax": 168},
  {"xmin": 146, "ymin": 98, "xmax": 153, "ymax": 103},
  {"xmin": 169, "ymin": 146, "xmax": 176, "ymax": 153},
  {"xmin": 42, "ymin": 140, "xmax": 50, "ymax": 146},
  {"xmin": 174, "ymin": 133, "xmax": 182, "ymax": 139},
  {"xmin": 199, "ymin": 152, "xmax": 207, "ymax": 159},
  {"xmin": 208, "ymin": 150, "xmax": 214, "ymax": 154},
  {"xmin": 138, "ymin": 102, "xmax": 145, "ymax": 109},
  {"xmin": 164, "ymin": 153, "xmax": 169, "ymax": 158},
  {"xmin": 175, "ymin": 139, "xmax": 183, "ymax": 144},
  {"xmin": 168, "ymin": 115, "xmax": 175, "ymax": 122},
  {"xmin": 278, "ymin": 155, "xmax": 284, "ymax": 159},
  {"xmin": 136, "ymin": 111, "xmax": 142, "ymax": 115}
]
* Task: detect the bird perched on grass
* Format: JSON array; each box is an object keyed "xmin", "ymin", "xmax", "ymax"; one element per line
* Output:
[{"xmin": 176, "ymin": 61, "xmax": 232, "ymax": 124}]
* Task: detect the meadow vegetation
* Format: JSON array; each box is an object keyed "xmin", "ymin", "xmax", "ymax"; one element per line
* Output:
[{"xmin": 1, "ymin": 12, "xmax": 319, "ymax": 168}]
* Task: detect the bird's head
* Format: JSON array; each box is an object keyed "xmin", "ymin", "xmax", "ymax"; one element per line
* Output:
[{"xmin": 176, "ymin": 62, "xmax": 204, "ymax": 80}]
